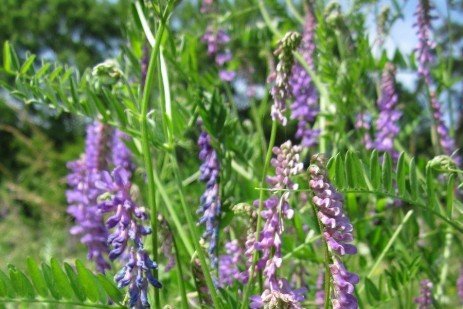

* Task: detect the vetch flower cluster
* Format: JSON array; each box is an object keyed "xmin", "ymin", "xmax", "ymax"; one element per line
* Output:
[
  {"xmin": 218, "ymin": 240, "xmax": 248, "ymax": 287},
  {"xmin": 97, "ymin": 131, "xmax": 161, "ymax": 307},
  {"xmin": 251, "ymin": 141, "xmax": 305, "ymax": 308},
  {"xmin": 309, "ymin": 154, "xmax": 359, "ymax": 309},
  {"xmin": 158, "ymin": 214, "xmax": 175, "ymax": 272},
  {"xmin": 66, "ymin": 122, "xmax": 111, "ymax": 273},
  {"xmin": 197, "ymin": 127, "xmax": 221, "ymax": 269},
  {"xmin": 414, "ymin": 0, "xmax": 460, "ymax": 164},
  {"xmin": 414, "ymin": 279, "xmax": 433, "ymax": 309},
  {"xmin": 373, "ymin": 63, "xmax": 401, "ymax": 159},
  {"xmin": 269, "ymin": 31, "xmax": 302, "ymax": 126},
  {"xmin": 201, "ymin": 28, "xmax": 236, "ymax": 82},
  {"xmin": 290, "ymin": 9, "xmax": 320, "ymax": 147},
  {"xmin": 414, "ymin": 0, "xmax": 435, "ymax": 85}
]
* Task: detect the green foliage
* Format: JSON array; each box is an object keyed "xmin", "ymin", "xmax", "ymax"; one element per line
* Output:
[
  {"xmin": 328, "ymin": 151, "xmax": 463, "ymax": 232},
  {"xmin": 0, "ymin": 258, "xmax": 123, "ymax": 308}
]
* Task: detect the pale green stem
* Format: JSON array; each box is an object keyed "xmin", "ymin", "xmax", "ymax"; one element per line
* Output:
[
  {"xmin": 436, "ymin": 229, "xmax": 452, "ymax": 301},
  {"xmin": 359, "ymin": 210, "xmax": 414, "ymax": 294}
]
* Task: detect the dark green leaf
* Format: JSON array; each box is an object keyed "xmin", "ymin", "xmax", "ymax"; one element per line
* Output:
[
  {"xmin": 75, "ymin": 260, "xmax": 99, "ymax": 302},
  {"xmin": 409, "ymin": 158, "xmax": 418, "ymax": 200},
  {"xmin": 26, "ymin": 257, "xmax": 48, "ymax": 297},
  {"xmin": 370, "ymin": 150, "xmax": 381, "ymax": 190},
  {"xmin": 63, "ymin": 263, "xmax": 87, "ymax": 302},
  {"xmin": 96, "ymin": 274, "xmax": 123, "ymax": 303},
  {"xmin": 396, "ymin": 152, "xmax": 407, "ymax": 197},
  {"xmin": 42, "ymin": 263, "xmax": 61, "ymax": 300},
  {"xmin": 50, "ymin": 258, "xmax": 74, "ymax": 299},
  {"xmin": 382, "ymin": 153, "xmax": 393, "ymax": 193}
]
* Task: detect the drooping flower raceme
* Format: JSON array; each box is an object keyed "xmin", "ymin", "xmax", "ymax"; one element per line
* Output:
[
  {"xmin": 197, "ymin": 128, "xmax": 221, "ymax": 269},
  {"xmin": 290, "ymin": 9, "xmax": 320, "ymax": 147},
  {"xmin": 414, "ymin": 0, "xmax": 435, "ymax": 85},
  {"xmin": 97, "ymin": 131, "xmax": 161, "ymax": 307},
  {"xmin": 309, "ymin": 154, "xmax": 359, "ymax": 309},
  {"xmin": 373, "ymin": 63, "xmax": 401, "ymax": 159},
  {"xmin": 269, "ymin": 32, "xmax": 302, "ymax": 126},
  {"xmin": 251, "ymin": 141, "xmax": 305, "ymax": 308},
  {"xmin": 414, "ymin": 279, "xmax": 433, "ymax": 309},
  {"xmin": 414, "ymin": 0, "xmax": 460, "ymax": 164},
  {"xmin": 218, "ymin": 240, "xmax": 248, "ymax": 287},
  {"xmin": 66, "ymin": 122, "xmax": 111, "ymax": 273},
  {"xmin": 201, "ymin": 28, "xmax": 236, "ymax": 82}
]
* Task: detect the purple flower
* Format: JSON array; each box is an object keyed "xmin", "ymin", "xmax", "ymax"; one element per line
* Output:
[
  {"xmin": 97, "ymin": 167, "xmax": 161, "ymax": 306},
  {"xmin": 111, "ymin": 130, "xmax": 135, "ymax": 174},
  {"xmin": 269, "ymin": 32, "xmax": 302, "ymax": 126},
  {"xmin": 414, "ymin": 0, "xmax": 460, "ymax": 164},
  {"xmin": 430, "ymin": 92, "xmax": 461, "ymax": 164},
  {"xmin": 309, "ymin": 154, "xmax": 358, "ymax": 308},
  {"xmin": 458, "ymin": 268, "xmax": 463, "ymax": 302},
  {"xmin": 414, "ymin": 279, "xmax": 433, "ymax": 309},
  {"xmin": 290, "ymin": 9, "xmax": 320, "ymax": 147},
  {"xmin": 414, "ymin": 0, "xmax": 435, "ymax": 85},
  {"xmin": 373, "ymin": 63, "xmax": 401, "ymax": 159},
  {"xmin": 201, "ymin": 28, "xmax": 235, "ymax": 82},
  {"xmin": 330, "ymin": 259, "xmax": 360, "ymax": 309},
  {"xmin": 218, "ymin": 240, "xmax": 248, "ymax": 287},
  {"xmin": 251, "ymin": 141, "xmax": 304, "ymax": 307},
  {"xmin": 114, "ymin": 248, "xmax": 162, "ymax": 308},
  {"xmin": 250, "ymin": 279, "xmax": 305, "ymax": 309},
  {"xmin": 197, "ymin": 128, "xmax": 221, "ymax": 269},
  {"xmin": 66, "ymin": 122, "xmax": 110, "ymax": 273}
]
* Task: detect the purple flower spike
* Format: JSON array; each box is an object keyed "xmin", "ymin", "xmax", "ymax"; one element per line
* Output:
[
  {"xmin": 269, "ymin": 32, "xmax": 302, "ymax": 126},
  {"xmin": 201, "ymin": 28, "xmax": 235, "ymax": 82},
  {"xmin": 290, "ymin": 9, "xmax": 320, "ymax": 147},
  {"xmin": 414, "ymin": 0, "xmax": 435, "ymax": 85},
  {"xmin": 251, "ymin": 141, "xmax": 304, "ymax": 308},
  {"xmin": 66, "ymin": 121, "xmax": 110, "ymax": 273},
  {"xmin": 430, "ymin": 92, "xmax": 461, "ymax": 164},
  {"xmin": 414, "ymin": 0, "xmax": 460, "ymax": 164},
  {"xmin": 309, "ymin": 154, "xmax": 358, "ymax": 308},
  {"xmin": 414, "ymin": 279, "xmax": 433, "ymax": 309},
  {"xmin": 98, "ymin": 167, "xmax": 161, "ymax": 306},
  {"xmin": 197, "ymin": 127, "xmax": 221, "ymax": 269},
  {"xmin": 330, "ymin": 259, "xmax": 360, "ymax": 309},
  {"xmin": 218, "ymin": 240, "xmax": 248, "ymax": 287},
  {"xmin": 309, "ymin": 156, "xmax": 357, "ymax": 256},
  {"xmin": 374, "ymin": 63, "xmax": 401, "ymax": 159},
  {"xmin": 355, "ymin": 113, "xmax": 373, "ymax": 149},
  {"xmin": 250, "ymin": 279, "xmax": 305, "ymax": 309},
  {"xmin": 98, "ymin": 132, "xmax": 161, "ymax": 307}
]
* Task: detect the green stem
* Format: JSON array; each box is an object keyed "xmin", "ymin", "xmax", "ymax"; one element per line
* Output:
[
  {"xmin": 436, "ymin": 229, "xmax": 452, "ymax": 301},
  {"xmin": 172, "ymin": 232, "xmax": 189, "ymax": 309},
  {"xmin": 152, "ymin": 170, "xmax": 194, "ymax": 256},
  {"xmin": 240, "ymin": 121, "xmax": 278, "ymax": 309},
  {"xmin": 364, "ymin": 210, "xmax": 414, "ymax": 281},
  {"xmin": 139, "ymin": 13, "xmax": 168, "ymax": 309}
]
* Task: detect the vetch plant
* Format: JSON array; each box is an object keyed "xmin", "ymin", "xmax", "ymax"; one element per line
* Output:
[{"xmin": 0, "ymin": 0, "xmax": 463, "ymax": 308}]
